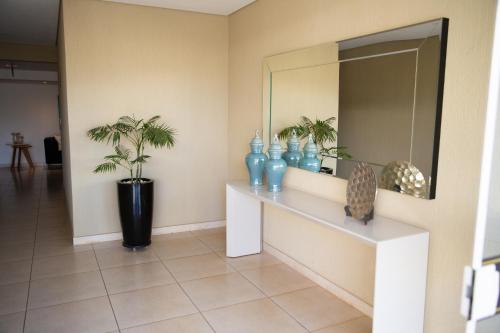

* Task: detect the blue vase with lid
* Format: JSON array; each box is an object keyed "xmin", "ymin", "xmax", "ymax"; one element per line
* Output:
[
  {"xmin": 299, "ymin": 134, "xmax": 321, "ymax": 173},
  {"xmin": 245, "ymin": 130, "xmax": 268, "ymax": 186},
  {"xmin": 264, "ymin": 134, "xmax": 288, "ymax": 192},
  {"xmin": 282, "ymin": 129, "xmax": 303, "ymax": 168}
]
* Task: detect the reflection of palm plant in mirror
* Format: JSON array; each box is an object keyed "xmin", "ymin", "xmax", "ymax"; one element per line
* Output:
[
  {"xmin": 278, "ymin": 116, "xmax": 352, "ymax": 165},
  {"xmin": 88, "ymin": 115, "xmax": 176, "ymax": 183}
]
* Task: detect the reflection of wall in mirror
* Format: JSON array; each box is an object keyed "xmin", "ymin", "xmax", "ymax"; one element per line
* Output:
[
  {"xmin": 271, "ymin": 49, "xmax": 339, "ymax": 173},
  {"xmin": 484, "ymin": 102, "xmax": 500, "ymax": 258},
  {"xmin": 337, "ymin": 37, "xmax": 439, "ymax": 184}
]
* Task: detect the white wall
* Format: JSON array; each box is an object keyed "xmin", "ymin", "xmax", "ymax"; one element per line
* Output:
[{"xmin": 0, "ymin": 82, "xmax": 60, "ymax": 166}]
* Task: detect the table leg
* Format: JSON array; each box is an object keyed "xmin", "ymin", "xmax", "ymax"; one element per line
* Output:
[
  {"xmin": 22, "ymin": 148, "xmax": 35, "ymax": 169},
  {"xmin": 10, "ymin": 147, "xmax": 16, "ymax": 169},
  {"xmin": 17, "ymin": 148, "xmax": 21, "ymax": 169}
]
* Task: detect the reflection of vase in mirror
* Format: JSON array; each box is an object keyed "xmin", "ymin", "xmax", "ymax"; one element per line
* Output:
[
  {"xmin": 264, "ymin": 134, "xmax": 287, "ymax": 192},
  {"xmin": 282, "ymin": 129, "xmax": 303, "ymax": 167},
  {"xmin": 245, "ymin": 130, "xmax": 268, "ymax": 186},
  {"xmin": 299, "ymin": 134, "xmax": 321, "ymax": 173}
]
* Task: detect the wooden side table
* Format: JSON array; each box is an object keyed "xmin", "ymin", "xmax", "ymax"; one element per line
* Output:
[{"xmin": 7, "ymin": 144, "xmax": 35, "ymax": 170}]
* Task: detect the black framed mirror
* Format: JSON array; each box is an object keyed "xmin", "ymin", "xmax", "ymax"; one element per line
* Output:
[{"xmin": 263, "ymin": 18, "xmax": 449, "ymax": 199}]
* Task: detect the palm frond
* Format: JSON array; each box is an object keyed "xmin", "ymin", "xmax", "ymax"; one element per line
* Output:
[
  {"xmin": 277, "ymin": 126, "xmax": 298, "ymax": 141},
  {"xmin": 146, "ymin": 115, "xmax": 161, "ymax": 124},
  {"xmin": 94, "ymin": 162, "xmax": 117, "ymax": 173},
  {"xmin": 321, "ymin": 146, "xmax": 352, "ymax": 159},
  {"xmin": 88, "ymin": 115, "xmax": 177, "ymax": 180},
  {"xmin": 131, "ymin": 155, "xmax": 151, "ymax": 164},
  {"xmin": 143, "ymin": 123, "xmax": 176, "ymax": 148},
  {"xmin": 87, "ymin": 126, "xmax": 111, "ymax": 142}
]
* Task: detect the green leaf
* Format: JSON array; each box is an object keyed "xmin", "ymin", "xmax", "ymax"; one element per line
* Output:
[
  {"xmin": 143, "ymin": 123, "xmax": 176, "ymax": 148},
  {"xmin": 131, "ymin": 155, "xmax": 151, "ymax": 164},
  {"xmin": 114, "ymin": 145, "xmax": 131, "ymax": 159},
  {"xmin": 94, "ymin": 162, "xmax": 117, "ymax": 173},
  {"xmin": 87, "ymin": 126, "xmax": 111, "ymax": 142},
  {"xmin": 88, "ymin": 115, "xmax": 177, "ymax": 176}
]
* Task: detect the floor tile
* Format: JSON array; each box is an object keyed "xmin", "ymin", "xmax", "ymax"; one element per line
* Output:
[
  {"xmin": 95, "ymin": 246, "xmax": 158, "ymax": 269},
  {"xmin": 121, "ymin": 313, "xmax": 214, "ymax": 333},
  {"xmin": 312, "ymin": 316, "xmax": 372, "ymax": 333},
  {"xmin": 0, "ymin": 226, "xmax": 36, "ymax": 244},
  {"xmin": 152, "ymin": 231, "xmax": 195, "ymax": 241},
  {"xmin": 25, "ymin": 296, "xmax": 118, "ymax": 333},
  {"xmin": 272, "ymin": 286, "xmax": 364, "ymax": 331},
  {"xmin": 219, "ymin": 251, "xmax": 282, "ymax": 271},
  {"xmin": 110, "ymin": 284, "xmax": 197, "ymax": 329},
  {"xmin": 34, "ymin": 238, "xmax": 91, "ymax": 258},
  {"xmin": 37, "ymin": 216, "xmax": 69, "ymax": 228},
  {"xmin": 181, "ymin": 272, "xmax": 265, "ymax": 311},
  {"xmin": 36, "ymin": 224, "xmax": 72, "ymax": 241},
  {"xmin": 191, "ymin": 227, "xmax": 225, "ymax": 237},
  {"xmin": 0, "ymin": 259, "xmax": 32, "ymax": 285},
  {"xmin": 92, "ymin": 240, "xmax": 123, "ymax": 250},
  {"xmin": 152, "ymin": 237, "xmax": 212, "ymax": 260},
  {"xmin": 0, "ymin": 282, "xmax": 29, "ymax": 315},
  {"xmin": 196, "ymin": 232, "xmax": 226, "ymax": 251},
  {"xmin": 164, "ymin": 253, "xmax": 234, "ymax": 282},
  {"xmin": 0, "ymin": 242, "xmax": 34, "ymax": 264},
  {"xmin": 31, "ymin": 251, "xmax": 98, "ymax": 279},
  {"xmin": 101, "ymin": 261, "xmax": 175, "ymax": 294},
  {"xmin": 28, "ymin": 271, "xmax": 106, "ymax": 309},
  {"xmin": 0, "ymin": 218, "xmax": 36, "ymax": 230},
  {"xmin": 203, "ymin": 298, "xmax": 306, "ymax": 333},
  {"xmin": 0, "ymin": 311, "xmax": 25, "ymax": 333},
  {"xmin": 240, "ymin": 264, "xmax": 315, "ymax": 296}
]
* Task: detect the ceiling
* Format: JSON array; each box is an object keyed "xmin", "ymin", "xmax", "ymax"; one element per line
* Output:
[
  {"xmin": 103, "ymin": 0, "xmax": 256, "ymax": 15},
  {"xmin": 0, "ymin": 0, "xmax": 60, "ymax": 46},
  {"xmin": 0, "ymin": 0, "xmax": 254, "ymax": 47}
]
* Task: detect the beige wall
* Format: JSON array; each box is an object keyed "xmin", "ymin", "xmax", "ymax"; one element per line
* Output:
[
  {"xmin": 0, "ymin": 42, "xmax": 58, "ymax": 63},
  {"xmin": 228, "ymin": 1, "xmax": 495, "ymax": 332},
  {"xmin": 58, "ymin": 4, "xmax": 73, "ymax": 222},
  {"xmin": 60, "ymin": 0, "xmax": 228, "ymax": 237},
  {"xmin": 338, "ymin": 49, "xmax": 417, "ymax": 177},
  {"xmin": 264, "ymin": 42, "xmax": 339, "ymax": 172}
]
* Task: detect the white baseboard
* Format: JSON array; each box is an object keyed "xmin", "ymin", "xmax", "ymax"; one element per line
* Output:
[
  {"xmin": 73, "ymin": 220, "xmax": 226, "ymax": 245},
  {"xmin": 263, "ymin": 242, "xmax": 374, "ymax": 318}
]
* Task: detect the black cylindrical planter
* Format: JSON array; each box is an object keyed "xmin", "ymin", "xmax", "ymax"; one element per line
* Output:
[
  {"xmin": 117, "ymin": 178, "xmax": 153, "ymax": 248},
  {"xmin": 320, "ymin": 167, "xmax": 334, "ymax": 175}
]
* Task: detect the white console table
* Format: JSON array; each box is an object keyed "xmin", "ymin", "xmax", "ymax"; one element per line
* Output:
[{"xmin": 226, "ymin": 180, "xmax": 429, "ymax": 333}]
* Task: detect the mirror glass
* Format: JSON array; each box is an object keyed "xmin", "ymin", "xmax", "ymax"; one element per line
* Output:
[{"xmin": 263, "ymin": 18, "xmax": 448, "ymax": 199}]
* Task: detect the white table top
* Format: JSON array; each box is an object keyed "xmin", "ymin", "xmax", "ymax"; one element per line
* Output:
[{"xmin": 227, "ymin": 180, "xmax": 428, "ymax": 246}]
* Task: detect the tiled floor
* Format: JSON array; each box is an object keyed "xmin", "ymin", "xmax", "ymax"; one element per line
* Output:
[{"xmin": 0, "ymin": 167, "xmax": 372, "ymax": 333}]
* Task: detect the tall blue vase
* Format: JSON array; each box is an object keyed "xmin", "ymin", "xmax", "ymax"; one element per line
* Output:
[
  {"xmin": 282, "ymin": 129, "xmax": 303, "ymax": 168},
  {"xmin": 245, "ymin": 130, "xmax": 268, "ymax": 186},
  {"xmin": 299, "ymin": 134, "xmax": 321, "ymax": 173},
  {"xmin": 265, "ymin": 134, "xmax": 287, "ymax": 192}
]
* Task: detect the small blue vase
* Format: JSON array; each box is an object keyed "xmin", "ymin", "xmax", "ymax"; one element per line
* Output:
[
  {"xmin": 264, "ymin": 134, "xmax": 288, "ymax": 192},
  {"xmin": 245, "ymin": 130, "xmax": 268, "ymax": 186},
  {"xmin": 282, "ymin": 129, "xmax": 303, "ymax": 168},
  {"xmin": 299, "ymin": 134, "xmax": 321, "ymax": 173}
]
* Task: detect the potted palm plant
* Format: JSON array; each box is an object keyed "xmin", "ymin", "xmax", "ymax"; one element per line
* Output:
[
  {"xmin": 278, "ymin": 116, "xmax": 351, "ymax": 174},
  {"xmin": 88, "ymin": 115, "xmax": 176, "ymax": 248}
]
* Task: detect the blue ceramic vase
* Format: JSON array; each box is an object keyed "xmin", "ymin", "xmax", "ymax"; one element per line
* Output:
[
  {"xmin": 245, "ymin": 130, "xmax": 268, "ymax": 186},
  {"xmin": 265, "ymin": 134, "xmax": 287, "ymax": 192},
  {"xmin": 282, "ymin": 129, "xmax": 303, "ymax": 168},
  {"xmin": 299, "ymin": 134, "xmax": 321, "ymax": 173}
]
